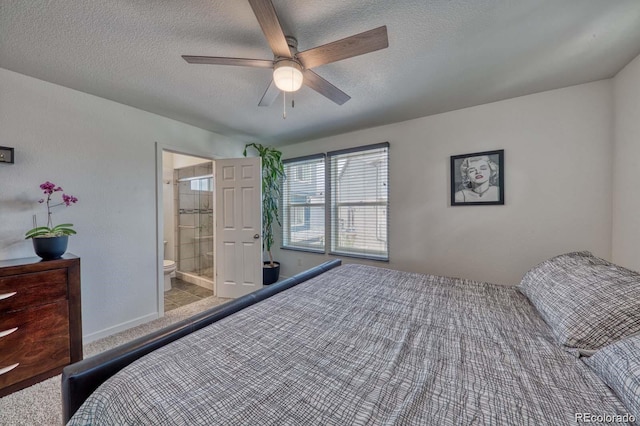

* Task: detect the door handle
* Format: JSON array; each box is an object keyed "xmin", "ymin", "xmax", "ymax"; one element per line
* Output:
[
  {"xmin": 0, "ymin": 363, "xmax": 19, "ymax": 376},
  {"xmin": 0, "ymin": 292, "xmax": 17, "ymax": 301},
  {"xmin": 253, "ymin": 234, "xmax": 260, "ymax": 239},
  {"xmin": 0, "ymin": 327, "xmax": 18, "ymax": 339}
]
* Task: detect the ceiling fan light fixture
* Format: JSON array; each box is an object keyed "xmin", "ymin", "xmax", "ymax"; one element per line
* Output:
[{"xmin": 273, "ymin": 59, "xmax": 303, "ymax": 92}]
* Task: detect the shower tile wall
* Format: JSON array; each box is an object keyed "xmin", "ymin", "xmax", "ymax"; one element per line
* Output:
[{"xmin": 174, "ymin": 162, "xmax": 214, "ymax": 285}]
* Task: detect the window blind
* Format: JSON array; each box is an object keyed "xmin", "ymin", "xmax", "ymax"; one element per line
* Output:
[
  {"xmin": 328, "ymin": 143, "xmax": 389, "ymax": 260},
  {"xmin": 282, "ymin": 154, "xmax": 326, "ymax": 252}
]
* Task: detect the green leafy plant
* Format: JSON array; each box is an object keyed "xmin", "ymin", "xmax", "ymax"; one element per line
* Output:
[
  {"xmin": 243, "ymin": 143, "xmax": 285, "ymax": 267},
  {"xmin": 25, "ymin": 181, "xmax": 78, "ymax": 239}
]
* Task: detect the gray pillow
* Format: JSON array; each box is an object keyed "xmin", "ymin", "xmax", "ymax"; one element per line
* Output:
[
  {"xmin": 518, "ymin": 251, "xmax": 640, "ymax": 355},
  {"xmin": 585, "ymin": 333, "xmax": 640, "ymax": 423}
]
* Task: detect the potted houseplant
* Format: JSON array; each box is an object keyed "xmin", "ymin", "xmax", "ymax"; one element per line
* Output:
[
  {"xmin": 243, "ymin": 143, "xmax": 285, "ymax": 285},
  {"xmin": 25, "ymin": 181, "xmax": 78, "ymax": 260}
]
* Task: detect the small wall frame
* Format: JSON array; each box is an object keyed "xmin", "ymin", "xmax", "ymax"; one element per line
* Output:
[
  {"xmin": 0, "ymin": 146, "xmax": 14, "ymax": 164},
  {"xmin": 450, "ymin": 149, "xmax": 504, "ymax": 206}
]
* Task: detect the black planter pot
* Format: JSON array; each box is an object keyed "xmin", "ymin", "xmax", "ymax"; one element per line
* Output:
[
  {"xmin": 32, "ymin": 236, "xmax": 69, "ymax": 260},
  {"xmin": 263, "ymin": 261, "xmax": 280, "ymax": 285}
]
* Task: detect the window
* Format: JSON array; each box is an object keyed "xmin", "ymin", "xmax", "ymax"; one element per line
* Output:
[
  {"xmin": 328, "ymin": 143, "xmax": 389, "ymax": 260},
  {"xmin": 190, "ymin": 177, "xmax": 212, "ymax": 192},
  {"xmin": 281, "ymin": 143, "xmax": 389, "ymax": 261},
  {"xmin": 293, "ymin": 163, "xmax": 312, "ymax": 182},
  {"xmin": 282, "ymin": 154, "xmax": 326, "ymax": 252}
]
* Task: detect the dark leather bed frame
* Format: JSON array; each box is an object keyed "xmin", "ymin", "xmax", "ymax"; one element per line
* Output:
[{"xmin": 61, "ymin": 259, "xmax": 342, "ymax": 423}]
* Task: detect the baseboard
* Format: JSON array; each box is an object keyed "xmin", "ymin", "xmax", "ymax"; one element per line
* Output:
[{"xmin": 82, "ymin": 312, "xmax": 159, "ymax": 344}]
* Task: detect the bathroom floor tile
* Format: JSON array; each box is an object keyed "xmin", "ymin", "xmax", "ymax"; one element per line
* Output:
[
  {"xmin": 172, "ymin": 278, "xmax": 213, "ymax": 297},
  {"xmin": 165, "ymin": 277, "xmax": 228, "ymax": 313},
  {"xmin": 172, "ymin": 279, "xmax": 192, "ymax": 291},
  {"xmin": 186, "ymin": 285, "xmax": 213, "ymax": 298}
]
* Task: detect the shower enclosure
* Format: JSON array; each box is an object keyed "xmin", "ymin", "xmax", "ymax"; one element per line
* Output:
[{"xmin": 175, "ymin": 162, "xmax": 214, "ymax": 290}]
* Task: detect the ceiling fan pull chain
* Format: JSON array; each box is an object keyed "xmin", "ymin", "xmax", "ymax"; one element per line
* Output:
[{"xmin": 283, "ymin": 91, "xmax": 287, "ymax": 119}]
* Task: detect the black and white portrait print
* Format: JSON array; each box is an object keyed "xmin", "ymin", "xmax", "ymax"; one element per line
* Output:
[{"xmin": 451, "ymin": 149, "xmax": 504, "ymax": 206}]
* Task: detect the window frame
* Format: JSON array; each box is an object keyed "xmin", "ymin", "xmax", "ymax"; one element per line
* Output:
[
  {"xmin": 327, "ymin": 143, "xmax": 389, "ymax": 261},
  {"xmin": 280, "ymin": 143, "xmax": 390, "ymax": 262},
  {"xmin": 281, "ymin": 153, "xmax": 326, "ymax": 253}
]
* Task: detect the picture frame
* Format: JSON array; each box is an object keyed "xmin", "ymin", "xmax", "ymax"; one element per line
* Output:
[
  {"xmin": 0, "ymin": 146, "xmax": 14, "ymax": 164},
  {"xmin": 450, "ymin": 149, "xmax": 504, "ymax": 206}
]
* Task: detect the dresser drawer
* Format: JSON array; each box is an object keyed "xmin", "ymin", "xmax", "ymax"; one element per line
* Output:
[
  {"xmin": 0, "ymin": 269, "xmax": 67, "ymax": 313},
  {"xmin": 0, "ymin": 301, "xmax": 70, "ymax": 389}
]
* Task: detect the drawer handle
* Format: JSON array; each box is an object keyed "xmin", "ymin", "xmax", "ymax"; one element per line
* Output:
[
  {"xmin": 0, "ymin": 327, "xmax": 18, "ymax": 339},
  {"xmin": 0, "ymin": 292, "xmax": 17, "ymax": 301},
  {"xmin": 0, "ymin": 363, "xmax": 19, "ymax": 376}
]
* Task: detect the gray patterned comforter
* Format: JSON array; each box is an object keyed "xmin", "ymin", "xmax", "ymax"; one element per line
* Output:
[{"xmin": 69, "ymin": 264, "xmax": 629, "ymax": 425}]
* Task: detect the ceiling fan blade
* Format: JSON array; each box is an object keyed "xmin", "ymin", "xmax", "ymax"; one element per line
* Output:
[
  {"xmin": 258, "ymin": 80, "xmax": 280, "ymax": 107},
  {"xmin": 296, "ymin": 26, "xmax": 388, "ymax": 69},
  {"xmin": 248, "ymin": 0, "xmax": 291, "ymax": 58},
  {"xmin": 302, "ymin": 70, "xmax": 350, "ymax": 105},
  {"xmin": 182, "ymin": 56, "xmax": 274, "ymax": 68}
]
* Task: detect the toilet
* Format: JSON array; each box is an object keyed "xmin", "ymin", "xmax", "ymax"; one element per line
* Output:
[{"xmin": 163, "ymin": 241, "xmax": 176, "ymax": 292}]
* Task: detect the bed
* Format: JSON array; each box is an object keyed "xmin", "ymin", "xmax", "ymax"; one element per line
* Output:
[{"xmin": 63, "ymin": 253, "xmax": 640, "ymax": 425}]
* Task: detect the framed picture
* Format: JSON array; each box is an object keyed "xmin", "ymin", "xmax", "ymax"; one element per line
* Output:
[{"xmin": 450, "ymin": 149, "xmax": 504, "ymax": 206}]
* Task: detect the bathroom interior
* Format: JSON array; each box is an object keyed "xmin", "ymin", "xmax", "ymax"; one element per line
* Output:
[{"xmin": 162, "ymin": 151, "xmax": 218, "ymax": 312}]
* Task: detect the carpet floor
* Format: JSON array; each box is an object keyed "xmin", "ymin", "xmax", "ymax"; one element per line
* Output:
[{"xmin": 0, "ymin": 296, "xmax": 230, "ymax": 426}]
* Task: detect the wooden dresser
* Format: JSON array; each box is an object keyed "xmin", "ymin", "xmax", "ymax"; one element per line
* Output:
[{"xmin": 0, "ymin": 254, "xmax": 82, "ymax": 397}]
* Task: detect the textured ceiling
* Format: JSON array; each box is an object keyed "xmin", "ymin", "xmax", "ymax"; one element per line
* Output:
[{"xmin": 2, "ymin": 0, "xmax": 640, "ymax": 146}]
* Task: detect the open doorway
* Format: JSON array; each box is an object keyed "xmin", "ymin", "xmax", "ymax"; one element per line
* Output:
[
  {"xmin": 160, "ymin": 150, "xmax": 229, "ymax": 315},
  {"xmin": 156, "ymin": 145, "xmax": 264, "ymax": 317}
]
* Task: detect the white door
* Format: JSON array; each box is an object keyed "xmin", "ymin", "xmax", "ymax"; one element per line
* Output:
[{"xmin": 215, "ymin": 157, "xmax": 263, "ymax": 298}]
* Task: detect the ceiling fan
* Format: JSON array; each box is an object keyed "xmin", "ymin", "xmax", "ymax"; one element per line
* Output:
[{"xmin": 182, "ymin": 0, "xmax": 389, "ymax": 107}]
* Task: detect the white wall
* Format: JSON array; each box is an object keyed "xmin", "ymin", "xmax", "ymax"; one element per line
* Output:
[
  {"xmin": 0, "ymin": 68, "xmax": 244, "ymax": 341},
  {"xmin": 612, "ymin": 54, "xmax": 640, "ymax": 272},
  {"xmin": 275, "ymin": 80, "xmax": 614, "ymax": 285},
  {"xmin": 172, "ymin": 152, "xmax": 213, "ymax": 169}
]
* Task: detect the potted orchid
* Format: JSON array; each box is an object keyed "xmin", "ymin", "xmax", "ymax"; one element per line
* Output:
[{"xmin": 25, "ymin": 181, "xmax": 78, "ymax": 259}]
